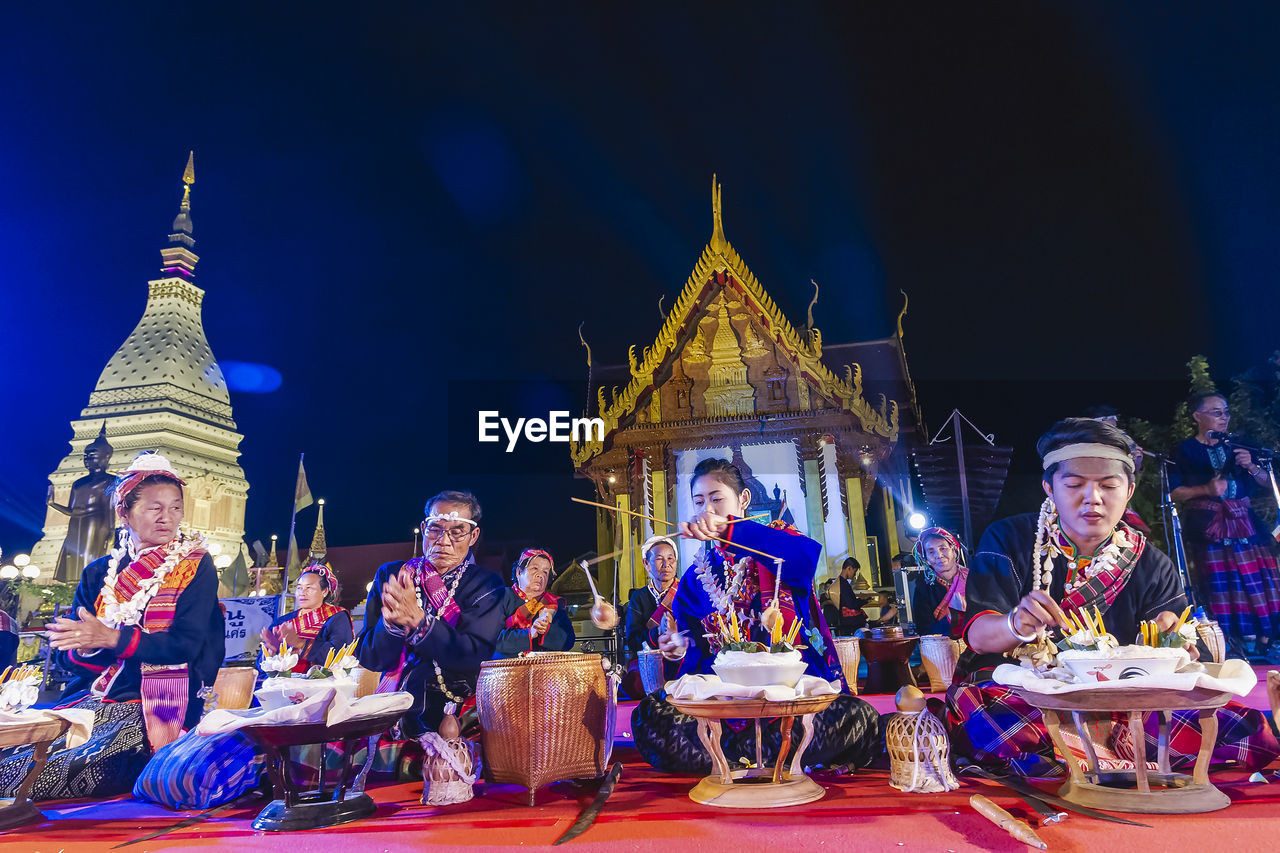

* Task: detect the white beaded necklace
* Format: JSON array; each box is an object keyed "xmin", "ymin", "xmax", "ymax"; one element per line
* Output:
[
  {"xmin": 693, "ymin": 546, "xmax": 750, "ymax": 614},
  {"xmin": 1032, "ymin": 498, "xmax": 1131, "ymax": 595},
  {"xmin": 99, "ymin": 530, "xmax": 205, "ymax": 628},
  {"xmin": 409, "ymin": 557, "xmax": 470, "ymax": 704}
]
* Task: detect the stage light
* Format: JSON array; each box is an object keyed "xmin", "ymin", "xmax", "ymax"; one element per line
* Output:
[
  {"xmin": 907, "ymin": 511, "xmax": 928, "ymax": 532},
  {"xmin": 13, "ymin": 554, "xmax": 30, "ymax": 567},
  {"xmin": 0, "ymin": 566, "xmax": 17, "ymax": 580}
]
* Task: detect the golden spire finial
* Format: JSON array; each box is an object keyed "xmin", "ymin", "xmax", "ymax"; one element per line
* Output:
[
  {"xmin": 710, "ymin": 174, "xmax": 726, "ymax": 252},
  {"xmin": 896, "ymin": 289, "xmax": 910, "ymax": 338},
  {"xmin": 183, "ymin": 151, "xmax": 195, "ymax": 186}
]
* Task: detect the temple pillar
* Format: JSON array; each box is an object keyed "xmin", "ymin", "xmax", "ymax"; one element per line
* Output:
[
  {"xmin": 882, "ymin": 484, "xmax": 901, "ymax": 565},
  {"xmin": 645, "ymin": 456, "xmax": 668, "ymax": 590},
  {"xmin": 799, "ymin": 439, "xmax": 828, "ymax": 573},
  {"xmin": 839, "ymin": 449, "xmax": 873, "ymax": 589},
  {"xmin": 616, "ymin": 492, "xmax": 636, "ymax": 599}
]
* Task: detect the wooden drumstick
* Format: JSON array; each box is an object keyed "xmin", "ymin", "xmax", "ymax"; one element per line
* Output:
[{"xmin": 970, "ymin": 795, "xmax": 1047, "ymax": 849}]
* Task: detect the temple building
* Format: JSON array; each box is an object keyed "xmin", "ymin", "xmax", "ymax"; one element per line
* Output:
[
  {"xmin": 31, "ymin": 154, "xmax": 251, "ymax": 582},
  {"xmin": 571, "ymin": 178, "xmax": 923, "ymax": 601}
]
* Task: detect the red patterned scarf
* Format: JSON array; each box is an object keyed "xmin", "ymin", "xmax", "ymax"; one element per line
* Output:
[
  {"xmin": 92, "ymin": 543, "xmax": 205, "ymax": 751},
  {"xmin": 644, "ymin": 579, "xmax": 678, "ymax": 641},
  {"xmin": 1059, "ymin": 524, "xmax": 1146, "ymax": 618},
  {"xmin": 506, "ymin": 585, "xmax": 560, "ymax": 630}
]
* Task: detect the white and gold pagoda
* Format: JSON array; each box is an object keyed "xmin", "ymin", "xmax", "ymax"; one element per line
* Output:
[{"xmin": 32, "ymin": 154, "xmax": 250, "ymax": 580}]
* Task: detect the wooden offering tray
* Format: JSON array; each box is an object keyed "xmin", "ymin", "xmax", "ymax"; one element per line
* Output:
[
  {"xmin": 0, "ymin": 716, "xmax": 71, "ymax": 830},
  {"xmin": 1013, "ymin": 685, "xmax": 1233, "ymax": 814},
  {"xmin": 669, "ymin": 695, "xmax": 838, "ymax": 808},
  {"xmin": 241, "ymin": 709, "xmax": 403, "ymax": 831}
]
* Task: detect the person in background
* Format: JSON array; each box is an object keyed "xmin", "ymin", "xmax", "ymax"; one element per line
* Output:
[
  {"xmin": 1170, "ymin": 392, "xmax": 1280, "ymax": 662},
  {"xmin": 910, "ymin": 527, "xmax": 967, "ymax": 638},
  {"xmin": 494, "ymin": 549, "xmax": 574, "ymax": 658}
]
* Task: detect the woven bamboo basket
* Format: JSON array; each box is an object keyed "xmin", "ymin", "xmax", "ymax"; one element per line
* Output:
[
  {"xmin": 918, "ymin": 635, "xmax": 960, "ymax": 692},
  {"xmin": 832, "ymin": 637, "xmax": 860, "ymax": 695},
  {"xmin": 211, "ymin": 666, "xmax": 256, "ymax": 710},
  {"xmin": 477, "ymin": 653, "xmax": 615, "ymax": 803},
  {"xmin": 886, "ymin": 708, "xmax": 959, "ymax": 793}
]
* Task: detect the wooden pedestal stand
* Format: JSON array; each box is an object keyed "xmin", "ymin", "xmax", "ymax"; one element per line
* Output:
[
  {"xmin": 1013, "ymin": 686, "xmax": 1233, "ymax": 814},
  {"xmin": 670, "ymin": 695, "xmax": 837, "ymax": 808},
  {"xmin": 0, "ymin": 716, "xmax": 71, "ymax": 830},
  {"xmin": 242, "ymin": 710, "xmax": 402, "ymax": 831}
]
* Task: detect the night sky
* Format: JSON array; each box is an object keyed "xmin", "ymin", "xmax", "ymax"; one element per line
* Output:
[{"xmin": 2, "ymin": 3, "xmax": 1278, "ymax": 566}]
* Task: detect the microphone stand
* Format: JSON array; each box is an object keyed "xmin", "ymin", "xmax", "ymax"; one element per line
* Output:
[
  {"xmin": 1221, "ymin": 437, "xmax": 1280, "ymax": 540},
  {"xmin": 1150, "ymin": 452, "xmax": 1197, "ymax": 607}
]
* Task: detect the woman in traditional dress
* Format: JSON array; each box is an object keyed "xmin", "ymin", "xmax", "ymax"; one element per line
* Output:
[
  {"xmin": 910, "ymin": 527, "xmax": 967, "ymax": 638},
  {"xmin": 621, "ymin": 535, "xmax": 681, "ymax": 696},
  {"xmin": 258, "ymin": 562, "xmax": 354, "ymax": 672},
  {"xmin": 0, "ymin": 452, "xmax": 223, "ymax": 800},
  {"xmin": 632, "ymin": 458, "xmax": 880, "ymax": 774},
  {"xmin": 494, "ymin": 549, "xmax": 574, "ymax": 658},
  {"xmin": 1170, "ymin": 392, "xmax": 1280, "ymax": 661},
  {"xmin": 948, "ymin": 418, "xmax": 1279, "ymax": 777}
]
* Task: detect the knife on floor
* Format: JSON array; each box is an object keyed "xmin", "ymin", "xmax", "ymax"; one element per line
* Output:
[
  {"xmin": 958, "ymin": 764, "xmax": 1150, "ymax": 827},
  {"xmin": 553, "ymin": 762, "xmax": 623, "ymax": 845}
]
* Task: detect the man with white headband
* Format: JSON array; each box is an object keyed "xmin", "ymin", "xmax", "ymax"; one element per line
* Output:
[
  {"xmin": 946, "ymin": 418, "xmax": 1278, "ymax": 777},
  {"xmin": 356, "ymin": 490, "xmax": 505, "ymax": 738}
]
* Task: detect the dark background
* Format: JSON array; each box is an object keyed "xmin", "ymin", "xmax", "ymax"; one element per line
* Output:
[{"xmin": 2, "ymin": 3, "xmax": 1278, "ymax": 565}]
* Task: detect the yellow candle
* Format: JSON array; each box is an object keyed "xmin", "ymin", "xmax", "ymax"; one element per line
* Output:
[
  {"xmin": 771, "ymin": 614, "xmax": 783, "ymax": 646},
  {"xmin": 730, "ymin": 607, "xmax": 741, "ymax": 642}
]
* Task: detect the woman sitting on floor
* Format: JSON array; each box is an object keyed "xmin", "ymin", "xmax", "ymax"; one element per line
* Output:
[
  {"xmin": 0, "ymin": 453, "xmax": 224, "ymax": 801},
  {"xmin": 493, "ymin": 548, "xmax": 574, "ymax": 658},
  {"xmin": 258, "ymin": 562, "xmax": 354, "ymax": 671},
  {"xmin": 632, "ymin": 457, "xmax": 880, "ymax": 774}
]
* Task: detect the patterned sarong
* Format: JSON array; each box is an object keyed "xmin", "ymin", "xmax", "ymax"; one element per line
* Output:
[
  {"xmin": 1194, "ymin": 541, "xmax": 1280, "ymax": 639},
  {"xmin": 945, "ymin": 681, "xmax": 1279, "ymax": 778}
]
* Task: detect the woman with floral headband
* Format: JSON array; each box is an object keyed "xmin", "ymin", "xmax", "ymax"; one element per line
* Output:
[
  {"xmin": 910, "ymin": 527, "xmax": 967, "ymax": 638},
  {"xmin": 948, "ymin": 418, "xmax": 1279, "ymax": 777},
  {"xmin": 493, "ymin": 549, "xmax": 575, "ymax": 658},
  {"xmin": 258, "ymin": 562, "xmax": 353, "ymax": 673},
  {"xmin": 0, "ymin": 452, "xmax": 223, "ymax": 800}
]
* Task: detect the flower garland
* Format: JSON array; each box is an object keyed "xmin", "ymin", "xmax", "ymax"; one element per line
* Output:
[
  {"xmin": 1032, "ymin": 497, "xmax": 1131, "ymax": 595},
  {"xmin": 692, "ymin": 546, "xmax": 750, "ymax": 615},
  {"xmin": 410, "ymin": 559, "xmax": 470, "ymax": 705},
  {"xmin": 99, "ymin": 530, "xmax": 206, "ymax": 628}
]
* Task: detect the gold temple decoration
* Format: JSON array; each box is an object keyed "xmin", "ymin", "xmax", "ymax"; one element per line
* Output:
[{"xmin": 569, "ymin": 177, "xmax": 900, "ymax": 467}]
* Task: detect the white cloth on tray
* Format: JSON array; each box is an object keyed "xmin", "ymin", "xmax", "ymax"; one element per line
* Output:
[
  {"xmin": 196, "ymin": 682, "xmax": 413, "ymax": 736},
  {"xmin": 0, "ymin": 707, "xmax": 95, "ymax": 748},
  {"xmin": 664, "ymin": 674, "xmax": 840, "ymax": 702},
  {"xmin": 992, "ymin": 658, "xmax": 1256, "ymax": 697}
]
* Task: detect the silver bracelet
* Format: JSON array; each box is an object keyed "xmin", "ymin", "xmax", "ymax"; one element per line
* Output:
[{"xmin": 1006, "ymin": 610, "xmax": 1038, "ymax": 643}]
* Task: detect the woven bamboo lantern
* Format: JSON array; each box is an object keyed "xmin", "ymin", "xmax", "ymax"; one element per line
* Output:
[
  {"xmin": 421, "ymin": 706, "xmax": 480, "ymax": 805},
  {"xmin": 885, "ymin": 686, "xmax": 959, "ymax": 793}
]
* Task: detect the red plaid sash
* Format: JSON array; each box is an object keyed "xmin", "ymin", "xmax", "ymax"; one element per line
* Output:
[{"xmin": 1059, "ymin": 524, "xmax": 1146, "ymax": 617}]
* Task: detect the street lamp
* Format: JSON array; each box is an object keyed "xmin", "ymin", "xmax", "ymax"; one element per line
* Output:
[
  {"xmin": 13, "ymin": 554, "xmax": 30, "ymax": 568},
  {"xmin": 214, "ymin": 555, "xmax": 233, "ymax": 569},
  {"xmin": 21, "ymin": 563, "xmax": 40, "ymax": 579},
  {"xmin": 0, "ymin": 565, "xmax": 16, "ymax": 580}
]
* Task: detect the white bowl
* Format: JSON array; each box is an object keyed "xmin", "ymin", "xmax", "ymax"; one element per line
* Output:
[
  {"xmin": 712, "ymin": 660, "xmax": 809, "ymax": 688},
  {"xmin": 1058, "ymin": 646, "xmax": 1190, "ymax": 683}
]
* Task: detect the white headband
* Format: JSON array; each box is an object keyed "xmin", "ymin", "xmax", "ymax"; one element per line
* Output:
[
  {"xmin": 425, "ymin": 510, "xmax": 478, "ymax": 527},
  {"xmin": 641, "ymin": 534, "xmax": 678, "ymax": 559},
  {"xmin": 1041, "ymin": 443, "xmax": 1134, "ymax": 470}
]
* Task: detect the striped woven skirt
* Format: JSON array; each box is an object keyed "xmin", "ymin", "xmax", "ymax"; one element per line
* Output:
[
  {"xmin": 0, "ymin": 698, "xmax": 150, "ymax": 800},
  {"xmin": 1194, "ymin": 541, "xmax": 1280, "ymax": 639}
]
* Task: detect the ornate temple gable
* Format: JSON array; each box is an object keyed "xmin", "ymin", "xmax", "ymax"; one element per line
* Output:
[{"xmin": 571, "ymin": 177, "xmax": 899, "ymax": 466}]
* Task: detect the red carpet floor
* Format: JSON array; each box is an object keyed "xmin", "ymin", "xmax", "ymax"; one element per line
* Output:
[{"xmin": 7, "ymin": 668, "xmax": 1279, "ymax": 852}]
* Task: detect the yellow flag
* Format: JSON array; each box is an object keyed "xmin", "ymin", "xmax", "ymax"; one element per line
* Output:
[{"xmin": 294, "ymin": 458, "xmax": 314, "ymax": 514}]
